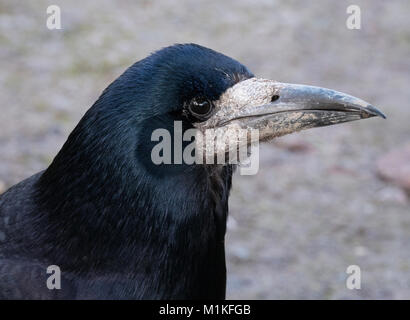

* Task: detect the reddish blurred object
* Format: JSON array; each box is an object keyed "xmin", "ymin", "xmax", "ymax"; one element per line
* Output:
[
  {"xmin": 328, "ymin": 165, "xmax": 357, "ymax": 176},
  {"xmin": 273, "ymin": 138, "xmax": 314, "ymax": 153},
  {"xmin": 377, "ymin": 142, "xmax": 410, "ymax": 196}
]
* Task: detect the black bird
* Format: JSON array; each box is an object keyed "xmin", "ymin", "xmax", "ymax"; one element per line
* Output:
[{"xmin": 0, "ymin": 44, "xmax": 385, "ymax": 299}]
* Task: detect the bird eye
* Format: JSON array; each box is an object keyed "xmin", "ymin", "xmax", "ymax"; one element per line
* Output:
[{"xmin": 188, "ymin": 98, "xmax": 214, "ymax": 120}]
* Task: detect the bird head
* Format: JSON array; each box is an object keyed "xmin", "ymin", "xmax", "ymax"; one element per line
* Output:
[
  {"xmin": 47, "ymin": 44, "xmax": 385, "ymax": 180},
  {"xmin": 126, "ymin": 44, "xmax": 385, "ymax": 169}
]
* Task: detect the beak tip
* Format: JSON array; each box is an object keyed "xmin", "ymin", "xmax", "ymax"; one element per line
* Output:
[{"xmin": 366, "ymin": 104, "xmax": 386, "ymax": 119}]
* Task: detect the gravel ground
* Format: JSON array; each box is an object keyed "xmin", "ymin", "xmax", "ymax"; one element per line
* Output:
[{"xmin": 0, "ymin": 0, "xmax": 409, "ymax": 299}]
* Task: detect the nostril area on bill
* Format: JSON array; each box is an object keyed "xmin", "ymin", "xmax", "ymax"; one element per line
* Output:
[{"xmin": 271, "ymin": 95, "xmax": 280, "ymax": 102}]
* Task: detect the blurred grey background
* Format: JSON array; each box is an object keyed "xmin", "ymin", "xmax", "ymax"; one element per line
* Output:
[{"xmin": 1, "ymin": 0, "xmax": 409, "ymax": 299}]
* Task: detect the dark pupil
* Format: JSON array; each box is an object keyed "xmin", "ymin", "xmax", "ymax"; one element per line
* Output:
[{"xmin": 190, "ymin": 99, "xmax": 211, "ymax": 115}]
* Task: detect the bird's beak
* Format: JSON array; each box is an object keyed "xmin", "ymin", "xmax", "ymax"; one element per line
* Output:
[{"xmin": 196, "ymin": 78, "xmax": 385, "ymax": 159}]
